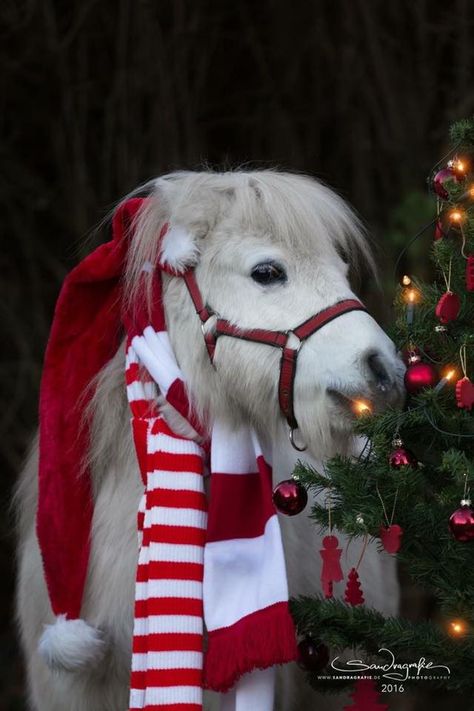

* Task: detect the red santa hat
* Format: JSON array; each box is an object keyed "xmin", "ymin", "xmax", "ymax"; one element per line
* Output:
[{"xmin": 36, "ymin": 196, "xmax": 201, "ymax": 668}]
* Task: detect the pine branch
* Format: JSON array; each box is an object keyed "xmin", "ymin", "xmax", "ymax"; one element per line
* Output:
[{"xmin": 291, "ymin": 597, "xmax": 474, "ymax": 693}]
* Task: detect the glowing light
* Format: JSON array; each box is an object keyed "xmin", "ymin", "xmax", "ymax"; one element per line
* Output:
[
  {"xmin": 449, "ymin": 619, "xmax": 467, "ymax": 637},
  {"xmin": 353, "ymin": 400, "xmax": 372, "ymax": 416},
  {"xmin": 404, "ymin": 288, "xmax": 420, "ymax": 327},
  {"xmin": 469, "ymin": 185, "xmax": 474, "ymax": 198},
  {"xmin": 449, "ymin": 158, "xmax": 468, "ymax": 175},
  {"xmin": 435, "ymin": 368, "xmax": 457, "ymax": 393},
  {"xmin": 449, "ymin": 209, "xmax": 464, "ymax": 223},
  {"xmin": 401, "ymin": 275, "xmax": 412, "ymax": 287},
  {"xmin": 404, "ymin": 288, "xmax": 421, "ymax": 304}
]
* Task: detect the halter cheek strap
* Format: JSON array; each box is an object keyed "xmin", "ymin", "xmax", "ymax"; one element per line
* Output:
[{"xmin": 179, "ymin": 270, "xmax": 367, "ymax": 447}]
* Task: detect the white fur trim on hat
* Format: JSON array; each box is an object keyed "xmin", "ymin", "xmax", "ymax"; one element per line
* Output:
[
  {"xmin": 159, "ymin": 224, "xmax": 200, "ymax": 273},
  {"xmin": 38, "ymin": 615, "xmax": 106, "ymax": 672}
]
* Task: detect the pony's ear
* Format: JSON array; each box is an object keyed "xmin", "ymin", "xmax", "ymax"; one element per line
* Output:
[
  {"xmin": 158, "ymin": 223, "xmax": 201, "ymax": 274},
  {"xmin": 153, "ymin": 173, "xmax": 237, "ymax": 273}
]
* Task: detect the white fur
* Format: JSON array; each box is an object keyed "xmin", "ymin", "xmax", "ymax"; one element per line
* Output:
[
  {"xmin": 159, "ymin": 223, "xmax": 201, "ymax": 272},
  {"xmin": 15, "ymin": 170, "xmax": 405, "ymax": 711},
  {"xmin": 38, "ymin": 616, "xmax": 105, "ymax": 672}
]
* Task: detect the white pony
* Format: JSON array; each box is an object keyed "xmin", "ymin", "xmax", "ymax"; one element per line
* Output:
[{"xmin": 15, "ymin": 170, "xmax": 404, "ymax": 711}]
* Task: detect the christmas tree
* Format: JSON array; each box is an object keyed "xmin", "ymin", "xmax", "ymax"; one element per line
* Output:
[{"xmin": 291, "ymin": 118, "xmax": 474, "ymax": 701}]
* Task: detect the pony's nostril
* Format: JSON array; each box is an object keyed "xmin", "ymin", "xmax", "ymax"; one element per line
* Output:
[{"xmin": 365, "ymin": 351, "xmax": 392, "ymax": 391}]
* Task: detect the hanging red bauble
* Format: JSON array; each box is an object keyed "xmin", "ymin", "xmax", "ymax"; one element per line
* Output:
[
  {"xmin": 272, "ymin": 478, "xmax": 308, "ymax": 516},
  {"xmin": 343, "ymin": 678, "xmax": 388, "ymax": 711},
  {"xmin": 389, "ymin": 446, "xmax": 417, "ymax": 469},
  {"xmin": 466, "ymin": 256, "xmax": 474, "ymax": 291},
  {"xmin": 449, "ymin": 502, "xmax": 474, "ymax": 542},
  {"xmin": 456, "ymin": 376, "xmax": 474, "ymax": 410},
  {"xmin": 320, "ymin": 534, "xmax": 344, "ymax": 598},
  {"xmin": 297, "ymin": 638, "xmax": 330, "ymax": 672},
  {"xmin": 380, "ymin": 524, "xmax": 403, "ymax": 554},
  {"xmin": 432, "ymin": 167, "xmax": 462, "ymax": 200},
  {"xmin": 435, "ymin": 291, "xmax": 461, "ymax": 324},
  {"xmin": 344, "ymin": 567, "xmax": 364, "ymax": 606},
  {"xmin": 404, "ymin": 361, "xmax": 438, "ymax": 394}
]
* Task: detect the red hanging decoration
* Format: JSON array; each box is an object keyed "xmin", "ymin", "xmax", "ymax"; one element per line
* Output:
[
  {"xmin": 435, "ymin": 291, "xmax": 461, "ymax": 324},
  {"xmin": 466, "ymin": 256, "xmax": 474, "ymax": 291},
  {"xmin": 343, "ymin": 678, "xmax": 388, "ymax": 711},
  {"xmin": 379, "ymin": 524, "xmax": 403, "ymax": 554},
  {"xmin": 297, "ymin": 638, "xmax": 330, "ymax": 671},
  {"xmin": 449, "ymin": 502, "xmax": 474, "ymax": 542},
  {"xmin": 388, "ymin": 446, "xmax": 417, "ymax": 469},
  {"xmin": 456, "ymin": 376, "xmax": 474, "ymax": 410},
  {"xmin": 432, "ymin": 167, "xmax": 458, "ymax": 200},
  {"xmin": 272, "ymin": 478, "xmax": 308, "ymax": 516},
  {"xmin": 434, "ymin": 219, "xmax": 445, "ymax": 241},
  {"xmin": 404, "ymin": 361, "xmax": 437, "ymax": 394},
  {"xmin": 344, "ymin": 567, "xmax": 364, "ymax": 606},
  {"xmin": 320, "ymin": 535, "xmax": 344, "ymax": 598}
]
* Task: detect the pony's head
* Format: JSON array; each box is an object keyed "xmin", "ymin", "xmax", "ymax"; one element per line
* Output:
[{"xmin": 125, "ymin": 170, "xmax": 404, "ymax": 456}]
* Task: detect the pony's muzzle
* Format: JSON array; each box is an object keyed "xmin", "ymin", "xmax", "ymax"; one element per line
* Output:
[{"xmin": 363, "ymin": 349, "xmax": 405, "ymax": 407}]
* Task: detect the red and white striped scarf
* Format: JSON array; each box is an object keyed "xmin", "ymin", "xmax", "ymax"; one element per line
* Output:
[{"xmin": 126, "ymin": 315, "xmax": 298, "ymax": 710}]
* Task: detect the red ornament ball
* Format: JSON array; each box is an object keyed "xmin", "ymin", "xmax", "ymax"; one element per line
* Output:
[
  {"xmin": 297, "ymin": 638, "xmax": 330, "ymax": 672},
  {"xmin": 404, "ymin": 361, "xmax": 438, "ymax": 394},
  {"xmin": 432, "ymin": 167, "xmax": 462, "ymax": 200},
  {"xmin": 272, "ymin": 479, "xmax": 308, "ymax": 516},
  {"xmin": 389, "ymin": 447, "xmax": 417, "ymax": 469},
  {"xmin": 449, "ymin": 504, "xmax": 474, "ymax": 542}
]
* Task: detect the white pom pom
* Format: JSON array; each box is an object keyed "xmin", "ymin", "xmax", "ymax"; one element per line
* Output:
[
  {"xmin": 38, "ymin": 615, "xmax": 106, "ymax": 672},
  {"xmin": 159, "ymin": 224, "xmax": 200, "ymax": 273}
]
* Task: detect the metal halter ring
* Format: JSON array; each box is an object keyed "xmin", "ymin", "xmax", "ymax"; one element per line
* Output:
[{"xmin": 289, "ymin": 427, "xmax": 307, "ymax": 452}]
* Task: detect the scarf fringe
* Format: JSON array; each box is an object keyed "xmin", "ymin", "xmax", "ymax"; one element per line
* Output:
[{"xmin": 203, "ymin": 602, "xmax": 298, "ymax": 692}]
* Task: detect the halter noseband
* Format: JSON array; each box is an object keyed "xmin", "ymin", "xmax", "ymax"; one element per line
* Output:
[{"xmin": 173, "ymin": 269, "xmax": 367, "ymax": 450}]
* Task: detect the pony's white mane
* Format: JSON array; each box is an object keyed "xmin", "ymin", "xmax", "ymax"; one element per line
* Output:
[{"xmin": 123, "ymin": 169, "xmax": 376, "ymax": 310}]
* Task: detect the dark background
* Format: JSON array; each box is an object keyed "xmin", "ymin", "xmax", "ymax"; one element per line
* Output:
[{"xmin": 2, "ymin": 2, "xmax": 474, "ymax": 709}]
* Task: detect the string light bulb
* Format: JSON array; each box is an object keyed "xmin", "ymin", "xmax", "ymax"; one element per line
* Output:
[
  {"xmin": 404, "ymin": 288, "xmax": 421, "ymax": 304},
  {"xmin": 401, "ymin": 275, "xmax": 412, "ymax": 287},
  {"xmin": 434, "ymin": 367, "xmax": 457, "ymax": 393},
  {"xmin": 353, "ymin": 400, "xmax": 372, "ymax": 416},
  {"xmin": 404, "ymin": 287, "xmax": 421, "ymax": 325},
  {"xmin": 448, "ymin": 158, "xmax": 468, "ymax": 176},
  {"xmin": 448, "ymin": 619, "xmax": 467, "ymax": 637},
  {"xmin": 449, "ymin": 209, "xmax": 465, "ymax": 223}
]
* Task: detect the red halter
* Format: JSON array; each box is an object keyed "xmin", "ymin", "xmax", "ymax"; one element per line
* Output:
[{"xmin": 178, "ymin": 269, "xmax": 367, "ymax": 450}]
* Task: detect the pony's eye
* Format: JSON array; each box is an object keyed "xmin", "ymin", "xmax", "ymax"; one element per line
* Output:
[{"xmin": 251, "ymin": 262, "xmax": 287, "ymax": 285}]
